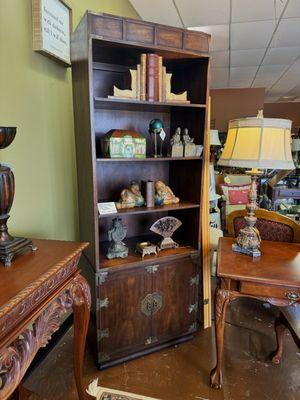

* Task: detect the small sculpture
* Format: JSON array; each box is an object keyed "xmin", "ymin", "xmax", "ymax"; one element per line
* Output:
[
  {"xmin": 182, "ymin": 128, "xmax": 196, "ymax": 157},
  {"xmin": 116, "ymin": 181, "xmax": 145, "ymax": 209},
  {"xmin": 107, "ymin": 217, "xmax": 129, "ymax": 259},
  {"xmin": 155, "ymin": 180, "xmax": 180, "ymax": 205},
  {"xmin": 149, "ymin": 118, "xmax": 166, "ymax": 158},
  {"xmin": 150, "ymin": 216, "xmax": 182, "ymax": 250},
  {"xmin": 169, "ymin": 127, "xmax": 183, "ymax": 157},
  {"xmin": 135, "ymin": 242, "xmax": 158, "ymax": 259}
]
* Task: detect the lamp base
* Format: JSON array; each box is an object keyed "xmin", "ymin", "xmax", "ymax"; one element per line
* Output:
[
  {"xmin": 0, "ymin": 237, "xmax": 37, "ymax": 268},
  {"xmin": 232, "ymin": 243, "xmax": 261, "ymax": 257}
]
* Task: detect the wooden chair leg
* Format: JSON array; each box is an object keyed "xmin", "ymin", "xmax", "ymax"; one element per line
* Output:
[{"xmin": 272, "ymin": 317, "xmax": 286, "ymax": 364}]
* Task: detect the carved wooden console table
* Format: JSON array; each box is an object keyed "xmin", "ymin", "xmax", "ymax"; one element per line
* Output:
[
  {"xmin": 210, "ymin": 237, "xmax": 300, "ymax": 389},
  {"xmin": 0, "ymin": 239, "xmax": 90, "ymax": 400}
]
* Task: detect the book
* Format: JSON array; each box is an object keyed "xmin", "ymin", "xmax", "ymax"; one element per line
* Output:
[
  {"xmin": 146, "ymin": 54, "xmax": 159, "ymax": 102},
  {"xmin": 158, "ymin": 56, "xmax": 163, "ymax": 102},
  {"xmin": 162, "ymin": 66, "xmax": 166, "ymax": 102},
  {"xmin": 136, "ymin": 64, "xmax": 141, "ymax": 100},
  {"xmin": 140, "ymin": 54, "xmax": 147, "ymax": 101}
]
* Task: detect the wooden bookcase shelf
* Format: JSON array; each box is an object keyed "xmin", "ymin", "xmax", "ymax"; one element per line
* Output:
[
  {"xmin": 99, "ymin": 201, "xmax": 200, "ymax": 218},
  {"xmin": 72, "ymin": 11, "xmax": 210, "ymax": 370},
  {"xmin": 97, "ymin": 157, "xmax": 203, "ymax": 162},
  {"xmin": 94, "ymin": 96, "xmax": 207, "ymax": 111},
  {"xmin": 100, "ymin": 237, "xmax": 198, "ymax": 269}
]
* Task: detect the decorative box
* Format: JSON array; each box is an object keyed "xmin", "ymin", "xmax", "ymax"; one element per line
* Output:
[{"xmin": 102, "ymin": 129, "xmax": 146, "ymax": 159}]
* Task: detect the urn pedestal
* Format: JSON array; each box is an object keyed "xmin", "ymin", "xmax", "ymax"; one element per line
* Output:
[{"xmin": 0, "ymin": 127, "xmax": 37, "ymax": 267}]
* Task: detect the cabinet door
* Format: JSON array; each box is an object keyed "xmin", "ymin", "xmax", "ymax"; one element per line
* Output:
[
  {"xmin": 97, "ymin": 265, "xmax": 152, "ymax": 364},
  {"xmin": 151, "ymin": 255, "xmax": 199, "ymax": 343}
]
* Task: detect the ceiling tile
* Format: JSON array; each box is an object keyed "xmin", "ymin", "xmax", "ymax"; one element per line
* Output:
[
  {"xmin": 283, "ymin": 0, "xmax": 300, "ymax": 18},
  {"xmin": 271, "ymin": 18, "xmax": 300, "ymax": 47},
  {"xmin": 231, "ymin": 49, "xmax": 265, "ymax": 67},
  {"xmin": 191, "ymin": 25, "xmax": 229, "ymax": 51},
  {"xmin": 210, "ymin": 51, "xmax": 229, "ymax": 67},
  {"xmin": 252, "ymin": 65, "xmax": 287, "ymax": 89},
  {"xmin": 232, "ymin": 0, "xmax": 281, "ymax": 23},
  {"xmin": 264, "ymin": 95, "xmax": 281, "ymax": 103},
  {"xmin": 129, "ymin": 0, "xmax": 182, "ymax": 27},
  {"xmin": 263, "ymin": 46, "xmax": 300, "ymax": 65},
  {"xmin": 231, "ymin": 20, "xmax": 276, "ymax": 50},
  {"xmin": 211, "ymin": 67, "xmax": 229, "ymax": 89},
  {"xmin": 268, "ymin": 60, "xmax": 300, "ymax": 95},
  {"xmin": 229, "ymin": 66, "xmax": 257, "ymax": 87},
  {"xmin": 175, "ymin": 0, "xmax": 230, "ymax": 26}
]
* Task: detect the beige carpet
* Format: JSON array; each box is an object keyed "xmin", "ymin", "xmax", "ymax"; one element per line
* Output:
[{"xmin": 87, "ymin": 380, "xmax": 160, "ymax": 400}]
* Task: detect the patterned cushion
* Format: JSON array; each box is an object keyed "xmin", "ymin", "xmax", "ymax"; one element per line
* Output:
[{"xmin": 233, "ymin": 217, "xmax": 294, "ymax": 242}]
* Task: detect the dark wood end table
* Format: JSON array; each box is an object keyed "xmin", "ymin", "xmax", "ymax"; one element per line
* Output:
[
  {"xmin": 210, "ymin": 237, "xmax": 300, "ymax": 389},
  {"xmin": 0, "ymin": 239, "xmax": 90, "ymax": 400}
]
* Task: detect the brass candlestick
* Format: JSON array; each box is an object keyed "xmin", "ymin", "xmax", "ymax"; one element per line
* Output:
[
  {"xmin": 0, "ymin": 127, "xmax": 37, "ymax": 267},
  {"xmin": 232, "ymin": 169, "xmax": 262, "ymax": 257}
]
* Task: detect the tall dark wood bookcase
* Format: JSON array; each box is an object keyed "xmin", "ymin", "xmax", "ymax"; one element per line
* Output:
[{"xmin": 71, "ymin": 12, "xmax": 211, "ymax": 370}]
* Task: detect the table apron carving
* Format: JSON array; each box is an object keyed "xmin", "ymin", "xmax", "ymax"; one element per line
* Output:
[{"xmin": 0, "ymin": 274, "xmax": 90, "ymax": 400}]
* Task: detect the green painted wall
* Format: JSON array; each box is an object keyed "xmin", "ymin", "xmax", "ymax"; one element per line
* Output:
[{"xmin": 0, "ymin": 0, "xmax": 138, "ymax": 241}]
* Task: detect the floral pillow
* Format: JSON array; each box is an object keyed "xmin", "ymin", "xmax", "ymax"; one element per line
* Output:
[{"xmin": 221, "ymin": 183, "xmax": 251, "ymax": 205}]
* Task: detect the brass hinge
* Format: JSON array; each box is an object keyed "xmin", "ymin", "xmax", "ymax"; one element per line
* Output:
[
  {"xmin": 190, "ymin": 274, "xmax": 199, "ymax": 286},
  {"xmin": 203, "ymin": 298, "xmax": 209, "ymax": 305},
  {"xmin": 97, "ymin": 297, "xmax": 109, "ymax": 310},
  {"xmin": 145, "ymin": 336, "xmax": 158, "ymax": 345},
  {"xmin": 98, "ymin": 328, "xmax": 109, "ymax": 340},
  {"xmin": 98, "ymin": 270, "xmax": 108, "ymax": 285},
  {"xmin": 188, "ymin": 322, "xmax": 197, "ymax": 333},
  {"xmin": 145, "ymin": 264, "xmax": 159, "ymax": 273},
  {"xmin": 188, "ymin": 303, "xmax": 198, "ymax": 313},
  {"xmin": 99, "ymin": 352, "xmax": 110, "ymax": 362}
]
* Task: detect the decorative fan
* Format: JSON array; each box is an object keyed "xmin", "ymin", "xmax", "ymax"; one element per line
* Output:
[{"xmin": 150, "ymin": 216, "xmax": 182, "ymax": 250}]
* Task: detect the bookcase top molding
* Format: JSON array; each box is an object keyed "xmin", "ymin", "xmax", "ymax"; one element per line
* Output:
[{"xmin": 78, "ymin": 11, "xmax": 210, "ymax": 57}]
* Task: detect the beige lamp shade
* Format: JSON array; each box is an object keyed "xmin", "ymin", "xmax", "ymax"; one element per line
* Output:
[
  {"xmin": 292, "ymin": 138, "xmax": 300, "ymax": 152},
  {"xmin": 218, "ymin": 117, "xmax": 295, "ymax": 170},
  {"xmin": 210, "ymin": 130, "xmax": 221, "ymax": 146}
]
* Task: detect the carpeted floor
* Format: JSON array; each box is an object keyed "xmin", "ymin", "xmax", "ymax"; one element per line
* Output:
[{"xmin": 24, "ymin": 298, "xmax": 300, "ymax": 400}]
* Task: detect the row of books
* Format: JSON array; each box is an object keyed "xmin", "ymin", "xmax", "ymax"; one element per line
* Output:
[{"xmin": 110, "ymin": 53, "xmax": 189, "ymax": 103}]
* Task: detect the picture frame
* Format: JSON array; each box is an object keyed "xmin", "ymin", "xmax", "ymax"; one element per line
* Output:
[{"xmin": 32, "ymin": 0, "xmax": 72, "ymax": 67}]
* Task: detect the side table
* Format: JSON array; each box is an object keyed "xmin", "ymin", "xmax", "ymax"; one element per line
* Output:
[
  {"xmin": 210, "ymin": 237, "xmax": 300, "ymax": 389},
  {"xmin": 0, "ymin": 239, "xmax": 90, "ymax": 400}
]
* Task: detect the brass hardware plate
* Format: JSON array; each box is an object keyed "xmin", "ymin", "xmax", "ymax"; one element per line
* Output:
[
  {"xmin": 145, "ymin": 336, "xmax": 158, "ymax": 345},
  {"xmin": 98, "ymin": 328, "xmax": 109, "ymax": 340},
  {"xmin": 98, "ymin": 270, "xmax": 108, "ymax": 285},
  {"xmin": 145, "ymin": 264, "xmax": 159, "ymax": 273},
  {"xmin": 189, "ymin": 303, "xmax": 198, "ymax": 313},
  {"xmin": 141, "ymin": 292, "xmax": 163, "ymax": 316},
  {"xmin": 188, "ymin": 322, "xmax": 197, "ymax": 333},
  {"xmin": 99, "ymin": 352, "xmax": 110, "ymax": 362},
  {"xmin": 190, "ymin": 274, "xmax": 199, "ymax": 286}
]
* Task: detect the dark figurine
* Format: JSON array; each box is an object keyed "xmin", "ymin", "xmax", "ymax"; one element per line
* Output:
[{"xmin": 107, "ymin": 217, "xmax": 129, "ymax": 259}]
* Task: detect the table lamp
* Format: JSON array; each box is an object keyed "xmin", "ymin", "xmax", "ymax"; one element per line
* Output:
[
  {"xmin": 0, "ymin": 127, "xmax": 37, "ymax": 267},
  {"xmin": 291, "ymin": 138, "xmax": 300, "ymax": 167},
  {"xmin": 218, "ymin": 111, "xmax": 294, "ymax": 257},
  {"xmin": 210, "ymin": 130, "xmax": 221, "ymax": 146}
]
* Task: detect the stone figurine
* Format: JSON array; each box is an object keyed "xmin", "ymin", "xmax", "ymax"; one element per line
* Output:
[
  {"xmin": 107, "ymin": 217, "xmax": 129, "ymax": 259},
  {"xmin": 155, "ymin": 180, "xmax": 180, "ymax": 205},
  {"xmin": 182, "ymin": 128, "xmax": 196, "ymax": 157},
  {"xmin": 169, "ymin": 127, "xmax": 183, "ymax": 157},
  {"xmin": 116, "ymin": 181, "xmax": 145, "ymax": 209}
]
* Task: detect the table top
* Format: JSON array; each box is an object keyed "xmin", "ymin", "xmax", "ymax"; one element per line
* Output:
[
  {"xmin": 0, "ymin": 239, "xmax": 88, "ymax": 310},
  {"xmin": 218, "ymin": 237, "xmax": 300, "ymax": 288}
]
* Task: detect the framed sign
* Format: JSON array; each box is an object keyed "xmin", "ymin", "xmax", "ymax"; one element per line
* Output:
[{"xmin": 32, "ymin": 0, "xmax": 72, "ymax": 67}]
